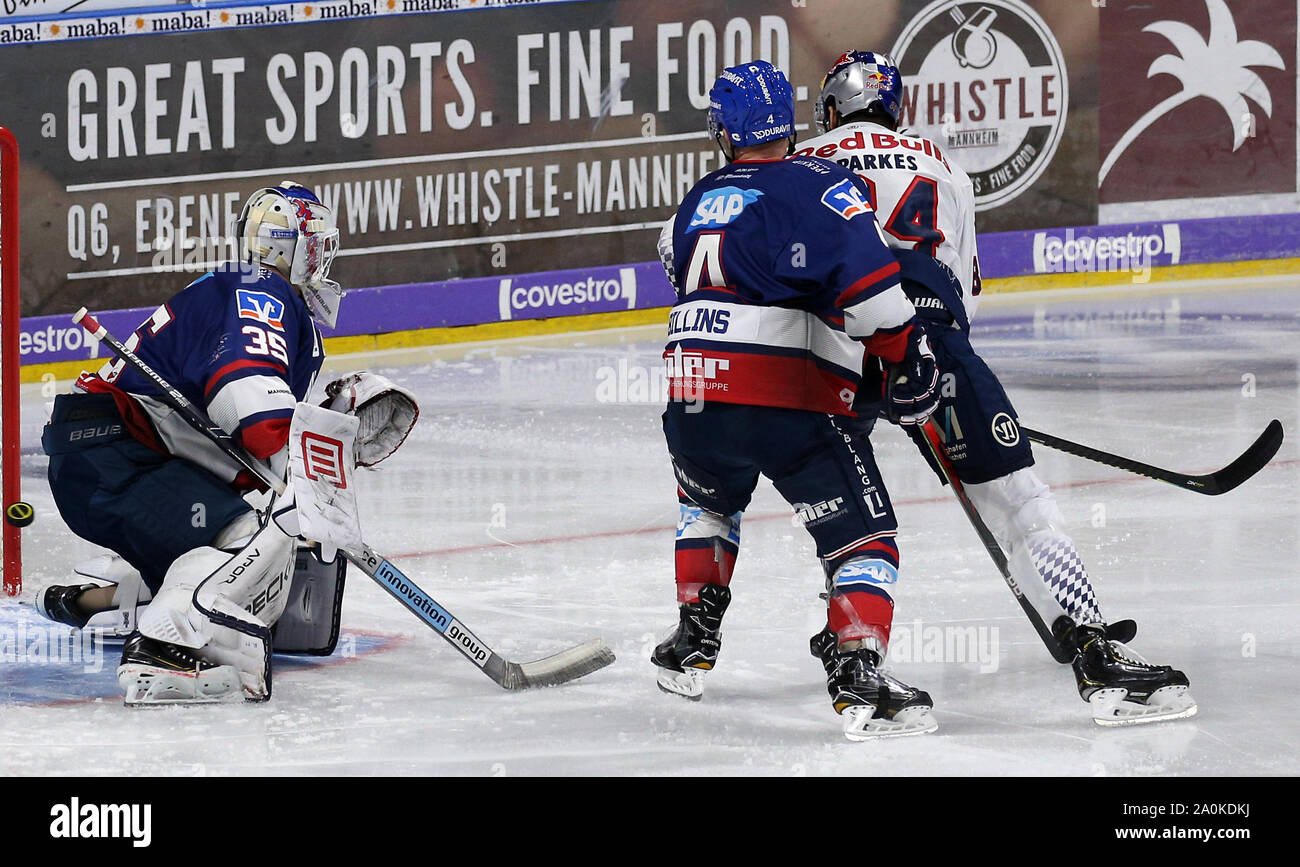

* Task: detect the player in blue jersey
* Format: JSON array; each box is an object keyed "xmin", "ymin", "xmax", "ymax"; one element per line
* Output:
[
  {"xmin": 801, "ymin": 51, "xmax": 1195, "ymax": 726},
  {"xmin": 36, "ymin": 182, "xmax": 417, "ymax": 705},
  {"xmin": 651, "ymin": 61, "xmax": 942, "ymax": 740}
]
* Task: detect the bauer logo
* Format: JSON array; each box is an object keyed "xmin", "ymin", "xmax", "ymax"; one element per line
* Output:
[
  {"xmin": 236, "ymin": 290, "xmax": 286, "ymax": 330},
  {"xmin": 820, "ymin": 179, "xmax": 874, "ymax": 220},
  {"xmin": 498, "ymin": 267, "xmax": 637, "ymax": 321},
  {"xmin": 687, "ymin": 187, "xmax": 764, "ymax": 232},
  {"xmin": 892, "ymin": 0, "xmax": 1068, "ymax": 211}
]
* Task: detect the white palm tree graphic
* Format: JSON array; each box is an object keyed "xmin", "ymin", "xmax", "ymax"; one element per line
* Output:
[{"xmin": 1099, "ymin": 0, "xmax": 1285, "ymax": 184}]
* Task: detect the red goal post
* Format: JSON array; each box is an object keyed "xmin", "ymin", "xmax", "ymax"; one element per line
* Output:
[{"xmin": 1, "ymin": 126, "xmax": 21, "ymax": 596}]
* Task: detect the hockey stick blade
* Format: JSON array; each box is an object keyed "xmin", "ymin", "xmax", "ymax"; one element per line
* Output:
[
  {"xmin": 1021, "ymin": 420, "xmax": 1283, "ymax": 496},
  {"xmin": 498, "ymin": 640, "xmax": 618, "ymax": 690},
  {"xmin": 348, "ymin": 545, "xmax": 615, "ymax": 689}
]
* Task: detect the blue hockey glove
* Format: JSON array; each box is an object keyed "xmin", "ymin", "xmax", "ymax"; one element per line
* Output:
[{"xmin": 884, "ymin": 322, "xmax": 939, "ymax": 426}]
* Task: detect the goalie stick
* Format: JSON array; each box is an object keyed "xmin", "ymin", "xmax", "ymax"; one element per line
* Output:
[
  {"xmin": 71, "ymin": 307, "xmax": 616, "ymax": 690},
  {"xmin": 1021, "ymin": 421, "xmax": 1283, "ymax": 496},
  {"xmin": 918, "ymin": 419, "xmax": 1074, "ymax": 663}
]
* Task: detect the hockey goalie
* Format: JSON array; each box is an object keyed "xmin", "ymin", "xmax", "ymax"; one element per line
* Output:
[{"xmin": 34, "ymin": 183, "xmax": 418, "ymax": 706}]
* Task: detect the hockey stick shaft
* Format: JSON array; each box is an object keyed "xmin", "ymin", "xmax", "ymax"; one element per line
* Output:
[
  {"xmin": 1020, "ymin": 421, "xmax": 1282, "ymax": 496},
  {"xmin": 72, "ymin": 308, "xmax": 614, "ymax": 689},
  {"xmin": 918, "ymin": 419, "xmax": 1073, "ymax": 663}
]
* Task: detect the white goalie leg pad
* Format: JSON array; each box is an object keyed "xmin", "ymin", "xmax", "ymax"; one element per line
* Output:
[
  {"xmin": 965, "ymin": 468, "xmax": 1106, "ymax": 629},
  {"xmin": 129, "ymin": 515, "xmax": 296, "ymax": 703}
]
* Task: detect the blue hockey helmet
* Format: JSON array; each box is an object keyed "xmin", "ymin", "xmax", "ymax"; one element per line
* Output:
[
  {"xmin": 814, "ymin": 51, "xmax": 903, "ymax": 134},
  {"xmin": 707, "ymin": 60, "xmax": 796, "ymax": 160}
]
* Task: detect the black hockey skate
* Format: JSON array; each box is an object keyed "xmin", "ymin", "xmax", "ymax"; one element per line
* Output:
[
  {"xmin": 811, "ymin": 627, "xmax": 937, "ymax": 740},
  {"xmin": 651, "ymin": 583, "xmax": 730, "ymax": 700},
  {"xmin": 1066, "ymin": 622, "xmax": 1197, "ymax": 726},
  {"xmin": 117, "ymin": 632, "xmax": 243, "ymax": 706},
  {"xmin": 34, "ymin": 583, "xmax": 95, "ymax": 629}
]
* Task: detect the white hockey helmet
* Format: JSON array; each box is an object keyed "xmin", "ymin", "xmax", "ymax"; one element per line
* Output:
[{"xmin": 236, "ymin": 182, "xmax": 343, "ymax": 328}]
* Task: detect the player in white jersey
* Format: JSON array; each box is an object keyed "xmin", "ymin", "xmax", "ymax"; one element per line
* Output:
[{"xmin": 799, "ymin": 51, "xmax": 1196, "ymax": 726}]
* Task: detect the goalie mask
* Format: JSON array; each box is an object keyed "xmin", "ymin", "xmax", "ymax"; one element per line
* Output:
[{"xmin": 236, "ymin": 182, "xmax": 343, "ymax": 329}]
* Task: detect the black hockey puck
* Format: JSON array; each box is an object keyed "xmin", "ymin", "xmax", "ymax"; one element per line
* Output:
[{"xmin": 5, "ymin": 502, "xmax": 33, "ymax": 528}]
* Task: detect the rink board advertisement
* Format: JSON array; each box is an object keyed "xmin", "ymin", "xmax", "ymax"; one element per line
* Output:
[
  {"xmin": 19, "ymin": 210, "xmax": 1300, "ymax": 367},
  {"xmin": 1, "ymin": 0, "xmax": 1102, "ymax": 319},
  {"xmin": 18, "ymin": 260, "xmax": 675, "ymax": 365},
  {"xmin": 1097, "ymin": 0, "xmax": 1298, "ymax": 221},
  {"xmin": 1, "ymin": 0, "xmax": 1295, "ymax": 332}
]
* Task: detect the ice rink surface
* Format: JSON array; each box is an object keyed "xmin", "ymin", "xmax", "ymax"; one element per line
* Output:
[{"xmin": 2, "ymin": 277, "xmax": 1297, "ymax": 777}]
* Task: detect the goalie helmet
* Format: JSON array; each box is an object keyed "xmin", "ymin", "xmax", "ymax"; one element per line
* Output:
[
  {"xmin": 814, "ymin": 51, "xmax": 903, "ymax": 135},
  {"xmin": 236, "ymin": 182, "xmax": 343, "ymax": 329}
]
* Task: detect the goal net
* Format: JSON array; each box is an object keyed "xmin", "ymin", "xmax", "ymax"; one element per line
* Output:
[{"xmin": 1, "ymin": 126, "xmax": 21, "ymax": 596}]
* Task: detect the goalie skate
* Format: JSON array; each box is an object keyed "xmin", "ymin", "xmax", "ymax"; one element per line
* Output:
[
  {"xmin": 1070, "ymin": 624, "xmax": 1197, "ymax": 727},
  {"xmin": 117, "ymin": 633, "xmax": 245, "ymax": 706}
]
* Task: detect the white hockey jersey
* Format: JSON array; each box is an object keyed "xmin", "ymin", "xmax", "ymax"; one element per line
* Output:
[{"xmin": 795, "ymin": 121, "xmax": 982, "ymax": 326}]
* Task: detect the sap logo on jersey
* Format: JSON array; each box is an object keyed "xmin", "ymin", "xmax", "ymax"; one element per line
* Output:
[
  {"xmin": 820, "ymin": 179, "xmax": 873, "ymax": 220},
  {"xmin": 236, "ymin": 290, "xmax": 286, "ymax": 330},
  {"xmin": 688, "ymin": 187, "xmax": 764, "ymax": 232}
]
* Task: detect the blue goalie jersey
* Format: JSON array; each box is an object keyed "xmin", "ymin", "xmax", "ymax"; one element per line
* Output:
[
  {"xmin": 662, "ymin": 156, "xmax": 914, "ymax": 414},
  {"xmin": 78, "ymin": 264, "xmax": 324, "ymax": 484}
]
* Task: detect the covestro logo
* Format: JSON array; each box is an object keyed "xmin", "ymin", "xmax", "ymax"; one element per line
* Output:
[{"xmin": 498, "ymin": 267, "xmax": 637, "ymax": 320}]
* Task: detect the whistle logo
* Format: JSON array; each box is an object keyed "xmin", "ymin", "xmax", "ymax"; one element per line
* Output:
[
  {"xmin": 892, "ymin": 0, "xmax": 1069, "ymax": 210},
  {"xmin": 951, "ymin": 6, "xmax": 999, "ymax": 69}
]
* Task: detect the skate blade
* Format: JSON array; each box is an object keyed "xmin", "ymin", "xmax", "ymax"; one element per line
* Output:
[
  {"xmin": 118, "ymin": 663, "xmax": 243, "ymax": 707},
  {"xmin": 1089, "ymin": 685, "xmax": 1198, "ymax": 727},
  {"xmin": 655, "ymin": 667, "xmax": 705, "ymax": 701},
  {"xmin": 842, "ymin": 705, "xmax": 938, "ymax": 741}
]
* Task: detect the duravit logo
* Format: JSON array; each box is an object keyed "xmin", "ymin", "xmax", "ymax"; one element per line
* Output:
[
  {"xmin": 1032, "ymin": 224, "xmax": 1181, "ymax": 275},
  {"xmin": 499, "ymin": 268, "xmax": 637, "ymax": 320}
]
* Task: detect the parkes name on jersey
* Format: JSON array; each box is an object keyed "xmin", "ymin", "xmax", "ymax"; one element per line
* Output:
[{"xmin": 795, "ymin": 121, "xmax": 982, "ymax": 324}]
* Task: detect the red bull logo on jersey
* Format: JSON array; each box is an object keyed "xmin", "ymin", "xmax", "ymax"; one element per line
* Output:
[
  {"xmin": 687, "ymin": 187, "xmax": 764, "ymax": 232},
  {"xmin": 236, "ymin": 289, "xmax": 286, "ymax": 330},
  {"xmin": 820, "ymin": 179, "xmax": 874, "ymax": 220}
]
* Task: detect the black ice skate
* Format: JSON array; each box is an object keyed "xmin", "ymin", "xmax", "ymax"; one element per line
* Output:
[
  {"xmin": 812, "ymin": 628, "xmax": 938, "ymax": 740},
  {"xmin": 34, "ymin": 583, "xmax": 94, "ymax": 629},
  {"xmin": 651, "ymin": 583, "xmax": 730, "ymax": 700},
  {"xmin": 117, "ymin": 632, "xmax": 243, "ymax": 706},
  {"xmin": 1068, "ymin": 622, "xmax": 1197, "ymax": 726}
]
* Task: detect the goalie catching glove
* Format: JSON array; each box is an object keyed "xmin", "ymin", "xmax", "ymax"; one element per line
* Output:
[{"xmin": 321, "ymin": 371, "xmax": 419, "ymax": 466}]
